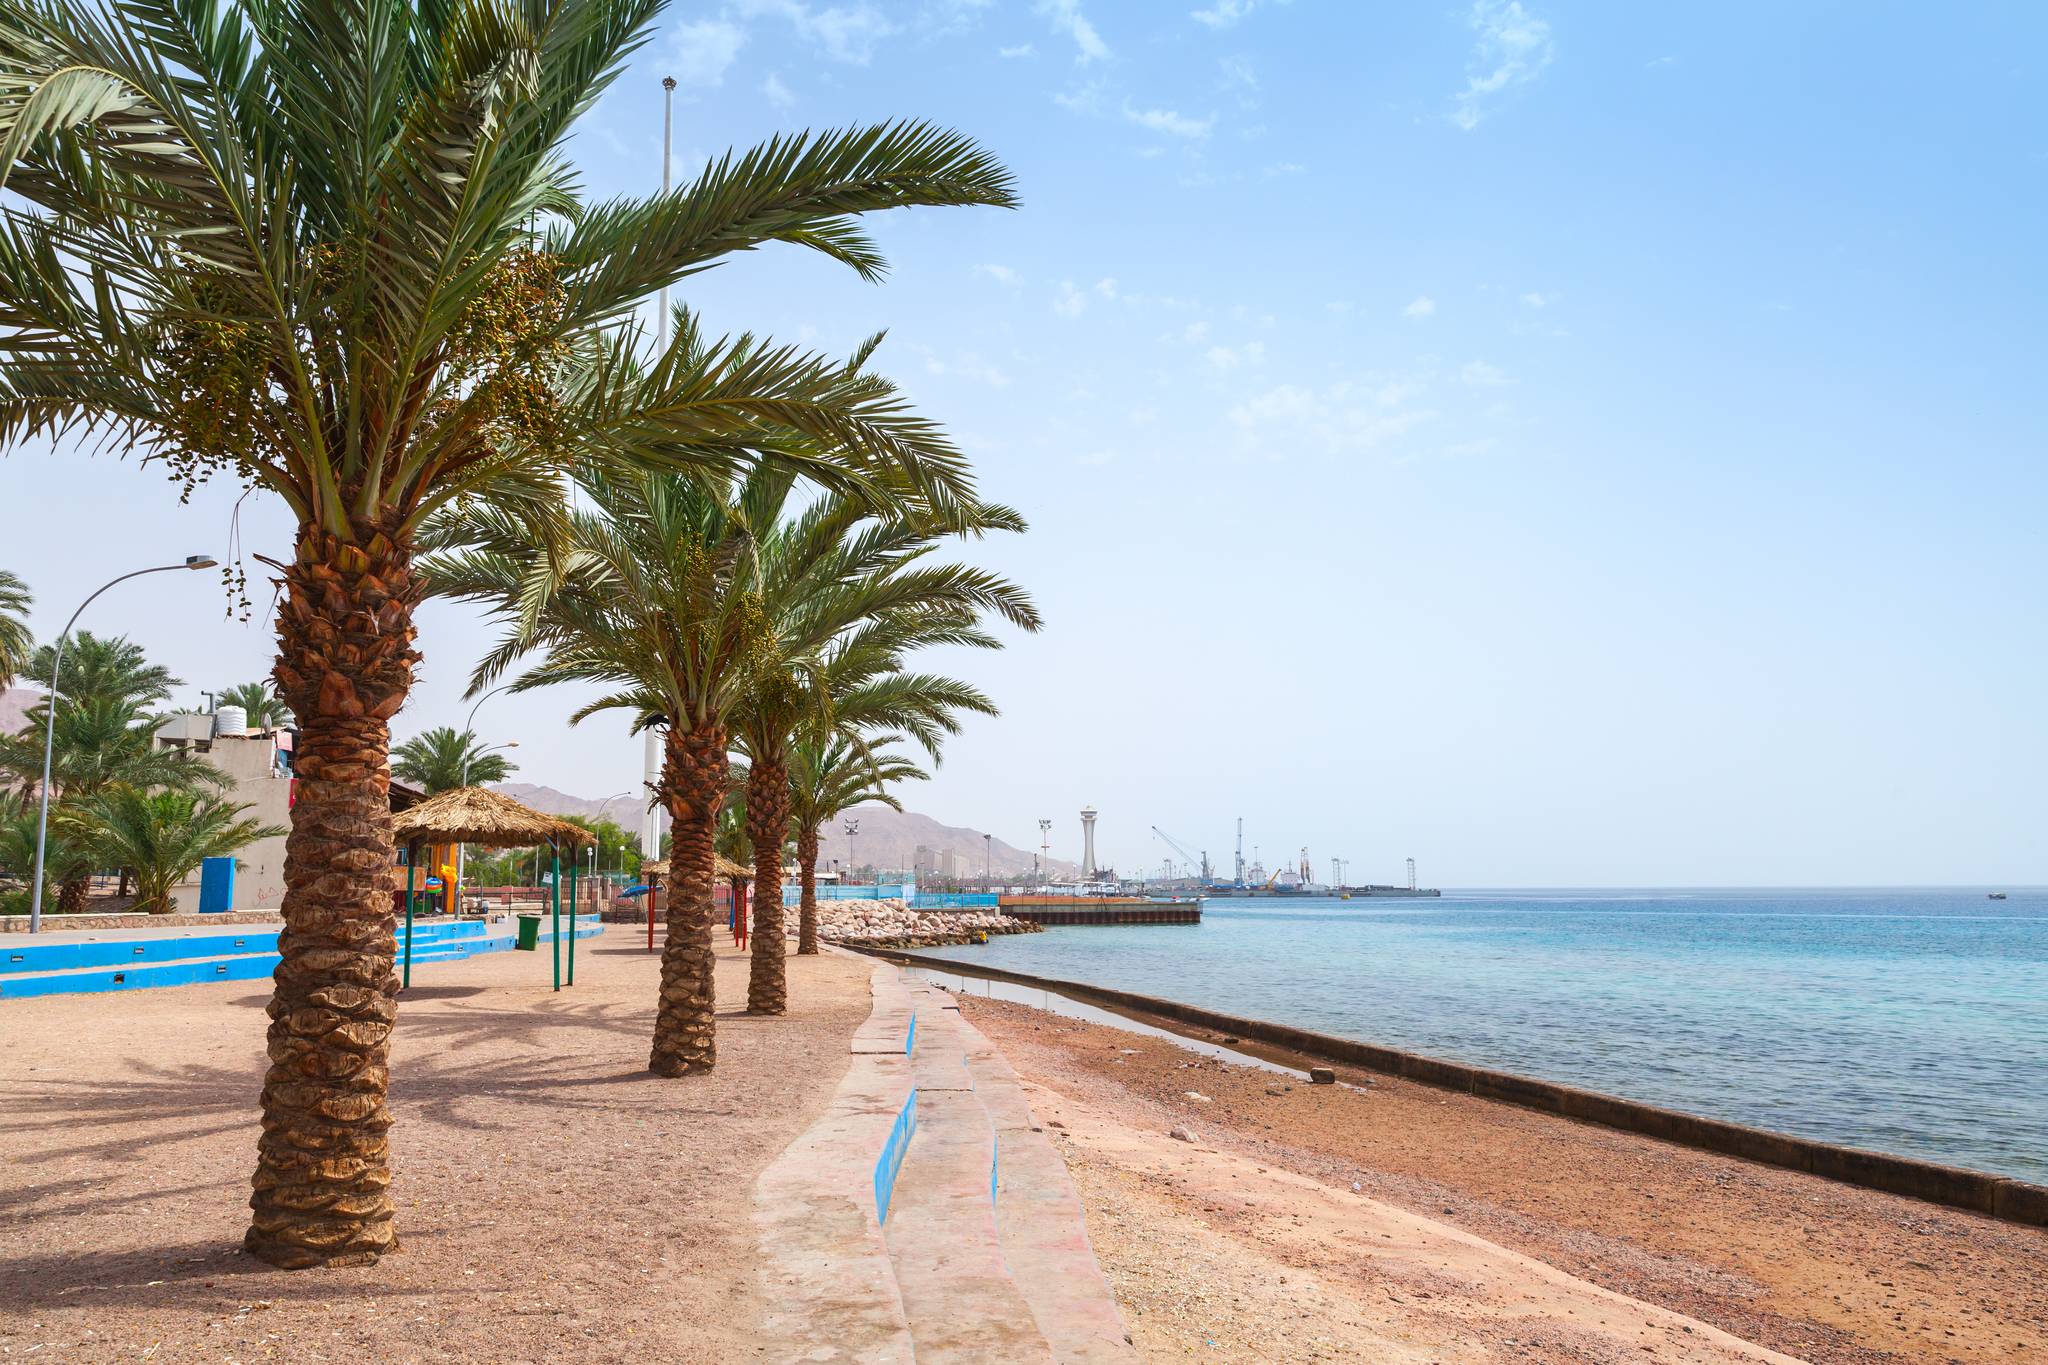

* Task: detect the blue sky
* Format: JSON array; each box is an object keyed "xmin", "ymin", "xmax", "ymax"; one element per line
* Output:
[{"xmin": 5, "ymin": 1, "xmax": 2044, "ymax": 884}]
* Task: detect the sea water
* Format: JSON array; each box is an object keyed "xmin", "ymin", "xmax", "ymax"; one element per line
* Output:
[{"xmin": 922, "ymin": 888, "xmax": 2048, "ymax": 1181}]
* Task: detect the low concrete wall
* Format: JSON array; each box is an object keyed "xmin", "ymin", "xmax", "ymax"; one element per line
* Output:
[
  {"xmin": 1, "ymin": 910, "xmax": 283, "ymax": 935},
  {"xmin": 866, "ymin": 949, "xmax": 2048, "ymax": 1231}
]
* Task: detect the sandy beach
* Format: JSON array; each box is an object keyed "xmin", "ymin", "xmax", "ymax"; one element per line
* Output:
[
  {"xmin": 0, "ymin": 935, "xmax": 875, "ymax": 1362},
  {"xmin": 960, "ymin": 992, "xmax": 2048, "ymax": 1364}
]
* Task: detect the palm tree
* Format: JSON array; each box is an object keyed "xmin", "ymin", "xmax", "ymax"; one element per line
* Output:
[
  {"xmin": 0, "ymin": 689, "xmax": 221, "ymax": 909},
  {"xmin": 23, "ymin": 632, "xmax": 178, "ymax": 711},
  {"xmin": 88, "ymin": 786, "xmax": 283, "ymax": 914},
  {"xmin": 786, "ymin": 734, "xmax": 928, "ymax": 955},
  {"xmin": 217, "ymin": 681, "xmax": 292, "ymax": 729},
  {"xmin": 0, "ymin": 570, "xmax": 29, "ymax": 689},
  {"xmin": 392, "ymin": 727, "xmax": 518, "ymax": 795},
  {"xmin": 0, "ymin": 788, "xmax": 91, "ymax": 916},
  {"xmin": 425, "ymin": 465, "xmax": 773, "ymax": 1076},
  {"xmin": 1, "ymin": 0, "xmax": 1012, "ymax": 1267},
  {"xmin": 729, "ymin": 479, "xmax": 1037, "ymax": 1011}
]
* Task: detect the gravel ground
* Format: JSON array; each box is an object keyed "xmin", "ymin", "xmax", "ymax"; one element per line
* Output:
[
  {"xmin": 961, "ymin": 995, "xmax": 2048, "ymax": 1365},
  {"xmin": 0, "ymin": 932, "xmax": 873, "ymax": 1362}
]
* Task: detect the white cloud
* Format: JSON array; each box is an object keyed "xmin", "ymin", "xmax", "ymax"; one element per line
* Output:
[
  {"xmin": 761, "ymin": 72, "xmax": 795, "ymax": 106},
  {"xmin": 1123, "ymin": 103, "xmax": 1215, "ymax": 138},
  {"xmin": 1181, "ymin": 320, "xmax": 1211, "ymax": 342},
  {"xmin": 1460, "ymin": 360, "xmax": 1510, "ymax": 386},
  {"xmin": 1218, "ymin": 55, "xmax": 1258, "ymax": 93},
  {"xmin": 1053, "ymin": 280, "xmax": 1088, "ymax": 317},
  {"xmin": 923, "ymin": 351, "xmax": 1012, "ymax": 387},
  {"xmin": 1229, "ymin": 380, "xmax": 1435, "ymax": 455},
  {"xmin": 1053, "ymin": 80, "xmax": 1108, "ymax": 114},
  {"xmin": 1036, "ymin": 0, "xmax": 1109, "ymax": 63},
  {"xmin": 1094, "ymin": 277, "xmax": 1119, "ymax": 299},
  {"xmin": 1453, "ymin": 0, "xmax": 1554, "ymax": 131},
  {"xmin": 974, "ymin": 263, "xmax": 1022, "ymax": 287},
  {"xmin": 1403, "ymin": 295, "xmax": 1437, "ymax": 319},
  {"xmin": 1206, "ymin": 341, "xmax": 1265, "ymax": 370},
  {"xmin": 731, "ymin": 0, "xmax": 896, "ymax": 66},
  {"xmin": 1520, "ymin": 291, "xmax": 1548, "ymax": 307},
  {"xmin": 999, "ymin": 42, "xmax": 1036, "ymax": 58},
  {"xmin": 1263, "ymin": 161, "xmax": 1305, "ymax": 176},
  {"xmin": 1192, "ymin": 0, "xmax": 1254, "ymax": 28},
  {"xmin": 1325, "ymin": 300, "xmax": 1352, "ymax": 315},
  {"xmin": 673, "ymin": 19, "xmax": 746, "ymax": 87}
]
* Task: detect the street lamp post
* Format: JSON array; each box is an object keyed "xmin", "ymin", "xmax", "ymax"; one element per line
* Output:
[
  {"xmin": 586, "ymin": 790, "xmax": 630, "ymax": 903},
  {"xmin": 450, "ymin": 738, "xmax": 515, "ymax": 913},
  {"xmin": 843, "ymin": 818, "xmax": 860, "ymax": 897},
  {"xmin": 28, "ymin": 555, "xmax": 216, "ymax": 934}
]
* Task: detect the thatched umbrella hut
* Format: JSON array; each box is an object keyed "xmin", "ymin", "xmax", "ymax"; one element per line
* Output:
[
  {"xmin": 636, "ymin": 854, "xmax": 753, "ymax": 952},
  {"xmin": 391, "ymin": 787, "xmax": 596, "ymax": 989}
]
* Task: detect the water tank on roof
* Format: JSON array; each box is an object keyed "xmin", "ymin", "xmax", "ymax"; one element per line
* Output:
[{"xmin": 214, "ymin": 704, "xmax": 248, "ymax": 737}]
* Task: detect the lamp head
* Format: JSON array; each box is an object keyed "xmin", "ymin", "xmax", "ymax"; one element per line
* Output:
[{"xmin": 185, "ymin": 555, "xmax": 218, "ymax": 570}]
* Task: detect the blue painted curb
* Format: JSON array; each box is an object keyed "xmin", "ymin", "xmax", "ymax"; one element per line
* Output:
[{"xmin": 875, "ymin": 1086, "xmax": 919, "ymax": 1225}]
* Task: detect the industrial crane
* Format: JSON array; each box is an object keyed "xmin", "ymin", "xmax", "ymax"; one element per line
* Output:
[{"xmin": 1150, "ymin": 827, "xmax": 1212, "ymax": 884}]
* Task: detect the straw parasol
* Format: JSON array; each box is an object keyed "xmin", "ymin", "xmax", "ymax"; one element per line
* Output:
[
  {"xmin": 641, "ymin": 855, "xmax": 752, "ymax": 881},
  {"xmin": 392, "ymin": 786, "xmax": 596, "ymax": 851}
]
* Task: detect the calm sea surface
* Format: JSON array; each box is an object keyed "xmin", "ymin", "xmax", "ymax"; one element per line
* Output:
[{"xmin": 920, "ymin": 888, "xmax": 2048, "ymax": 1181}]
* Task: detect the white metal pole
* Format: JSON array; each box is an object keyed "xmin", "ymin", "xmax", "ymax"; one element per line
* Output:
[
  {"xmin": 27, "ymin": 556, "xmax": 214, "ymax": 933},
  {"xmin": 640, "ymin": 75, "xmax": 679, "ymax": 877}
]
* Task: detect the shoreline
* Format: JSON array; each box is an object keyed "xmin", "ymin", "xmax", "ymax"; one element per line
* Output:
[
  {"xmin": 958, "ymin": 989, "xmax": 2048, "ymax": 1363},
  {"xmin": 868, "ymin": 948, "xmax": 2048, "ymax": 1225}
]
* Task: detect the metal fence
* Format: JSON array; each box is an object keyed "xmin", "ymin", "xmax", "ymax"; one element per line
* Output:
[
  {"xmin": 780, "ymin": 882, "xmax": 918, "ymax": 905},
  {"xmin": 908, "ymin": 893, "xmax": 1000, "ymax": 910}
]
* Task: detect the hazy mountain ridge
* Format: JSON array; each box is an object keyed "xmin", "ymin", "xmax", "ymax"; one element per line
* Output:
[{"xmin": 490, "ymin": 783, "xmax": 1078, "ymax": 877}]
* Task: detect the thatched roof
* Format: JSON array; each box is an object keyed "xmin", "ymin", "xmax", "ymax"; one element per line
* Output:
[
  {"xmin": 642, "ymin": 855, "xmax": 753, "ymax": 881},
  {"xmin": 392, "ymin": 786, "xmax": 597, "ymax": 850}
]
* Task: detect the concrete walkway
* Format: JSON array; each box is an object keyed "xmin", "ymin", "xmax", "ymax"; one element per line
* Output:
[{"xmin": 754, "ymin": 961, "xmax": 1136, "ymax": 1363}]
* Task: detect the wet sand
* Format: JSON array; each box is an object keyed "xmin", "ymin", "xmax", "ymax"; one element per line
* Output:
[
  {"xmin": 0, "ymin": 934, "xmax": 872, "ymax": 1362},
  {"xmin": 961, "ymin": 994, "xmax": 2048, "ymax": 1364}
]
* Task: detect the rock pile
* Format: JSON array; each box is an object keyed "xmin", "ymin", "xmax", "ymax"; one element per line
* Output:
[{"xmin": 782, "ymin": 897, "xmax": 1042, "ymax": 949}]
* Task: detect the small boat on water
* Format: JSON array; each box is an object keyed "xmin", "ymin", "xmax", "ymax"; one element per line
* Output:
[{"xmin": 1988, "ymin": 891, "xmax": 2008, "ymax": 900}]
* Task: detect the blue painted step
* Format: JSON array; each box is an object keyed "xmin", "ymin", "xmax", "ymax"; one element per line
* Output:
[{"xmin": 1, "ymin": 920, "xmax": 604, "ymax": 998}]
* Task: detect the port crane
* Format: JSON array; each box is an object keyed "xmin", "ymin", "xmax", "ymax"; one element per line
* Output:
[{"xmin": 1150, "ymin": 827, "xmax": 1212, "ymax": 884}]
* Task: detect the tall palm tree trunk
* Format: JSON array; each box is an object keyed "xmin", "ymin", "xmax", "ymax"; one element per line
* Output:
[
  {"xmin": 651, "ymin": 722, "xmax": 726, "ymax": 1076},
  {"xmin": 745, "ymin": 756, "xmax": 789, "ymax": 1013},
  {"xmin": 246, "ymin": 523, "xmax": 419, "ymax": 1270},
  {"xmin": 796, "ymin": 826, "xmax": 821, "ymax": 956}
]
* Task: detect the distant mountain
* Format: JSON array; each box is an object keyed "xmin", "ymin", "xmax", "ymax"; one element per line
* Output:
[
  {"xmin": 491, "ymin": 783, "xmax": 627, "ymax": 821},
  {"xmin": 489, "ymin": 783, "xmax": 1076, "ymax": 878}
]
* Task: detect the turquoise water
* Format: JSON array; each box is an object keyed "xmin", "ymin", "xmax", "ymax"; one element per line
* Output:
[{"xmin": 922, "ymin": 888, "xmax": 2048, "ymax": 1181}]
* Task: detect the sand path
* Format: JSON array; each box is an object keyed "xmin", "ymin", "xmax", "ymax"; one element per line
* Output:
[{"xmin": 0, "ymin": 931, "xmax": 872, "ymax": 1362}]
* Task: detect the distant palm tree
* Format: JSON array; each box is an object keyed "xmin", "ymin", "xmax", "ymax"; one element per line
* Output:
[
  {"xmin": 1, "ymin": 0, "xmax": 1011, "ymax": 1269},
  {"xmin": 0, "ymin": 788, "xmax": 92, "ymax": 916},
  {"xmin": 88, "ymin": 786, "xmax": 282, "ymax": 914},
  {"xmin": 391, "ymin": 727, "xmax": 518, "ymax": 795},
  {"xmin": 216, "ymin": 681, "xmax": 292, "ymax": 729},
  {"xmin": 730, "ymin": 480, "xmax": 1036, "ymax": 1009},
  {"xmin": 24, "ymin": 633, "xmax": 179, "ymax": 710},
  {"xmin": 786, "ymin": 735, "xmax": 928, "ymax": 955},
  {"xmin": 0, "ymin": 570, "xmax": 30, "ymax": 690},
  {"xmin": 0, "ymin": 678, "xmax": 220, "ymax": 909}
]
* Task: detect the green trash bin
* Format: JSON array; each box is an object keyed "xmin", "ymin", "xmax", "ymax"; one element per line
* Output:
[{"xmin": 514, "ymin": 913, "xmax": 542, "ymax": 951}]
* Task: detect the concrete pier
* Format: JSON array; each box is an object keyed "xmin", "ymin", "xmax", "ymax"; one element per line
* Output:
[{"xmin": 998, "ymin": 897, "xmax": 1200, "ymax": 926}]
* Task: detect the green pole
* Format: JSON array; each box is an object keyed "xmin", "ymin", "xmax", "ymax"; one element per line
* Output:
[
  {"xmin": 567, "ymin": 855, "xmax": 579, "ymax": 987},
  {"xmin": 403, "ymin": 844, "xmax": 417, "ymax": 989},
  {"xmin": 550, "ymin": 845, "xmax": 561, "ymax": 992}
]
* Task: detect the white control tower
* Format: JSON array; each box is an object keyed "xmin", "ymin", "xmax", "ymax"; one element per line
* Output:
[{"xmin": 1080, "ymin": 806, "xmax": 1099, "ymax": 879}]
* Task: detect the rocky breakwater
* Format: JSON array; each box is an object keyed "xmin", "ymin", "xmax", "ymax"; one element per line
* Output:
[{"xmin": 784, "ymin": 898, "xmax": 1043, "ymax": 949}]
